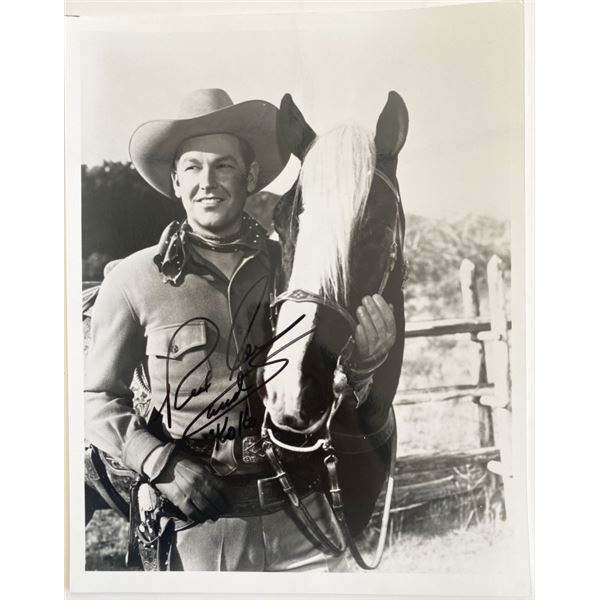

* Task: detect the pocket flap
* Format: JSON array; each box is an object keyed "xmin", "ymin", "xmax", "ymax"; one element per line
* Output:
[{"xmin": 146, "ymin": 322, "xmax": 207, "ymax": 359}]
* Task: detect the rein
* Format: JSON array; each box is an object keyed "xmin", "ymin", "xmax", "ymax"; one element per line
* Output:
[{"xmin": 263, "ymin": 168, "xmax": 402, "ymax": 570}]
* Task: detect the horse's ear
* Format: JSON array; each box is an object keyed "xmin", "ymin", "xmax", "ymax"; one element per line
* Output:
[
  {"xmin": 277, "ymin": 93, "xmax": 316, "ymax": 160},
  {"xmin": 375, "ymin": 91, "xmax": 409, "ymax": 157}
]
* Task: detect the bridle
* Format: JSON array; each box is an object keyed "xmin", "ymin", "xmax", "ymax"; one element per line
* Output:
[{"xmin": 261, "ymin": 168, "xmax": 402, "ymax": 569}]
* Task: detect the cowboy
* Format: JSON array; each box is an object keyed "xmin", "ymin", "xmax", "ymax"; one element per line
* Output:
[{"xmin": 84, "ymin": 89, "xmax": 396, "ymax": 571}]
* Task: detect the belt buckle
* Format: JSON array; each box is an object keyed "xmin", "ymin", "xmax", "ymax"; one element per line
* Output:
[{"xmin": 242, "ymin": 436, "xmax": 265, "ymax": 464}]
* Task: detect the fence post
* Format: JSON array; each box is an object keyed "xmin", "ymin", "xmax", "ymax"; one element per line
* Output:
[
  {"xmin": 486, "ymin": 254, "xmax": 513, "ymax": 517},
  {"xmin": 459, "ymin": 259, "xmax": 494, "ymax": 448}
]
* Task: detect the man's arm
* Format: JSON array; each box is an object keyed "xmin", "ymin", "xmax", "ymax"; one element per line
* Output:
[
  {"xmin": 84, "ymin": 270, "xmax": 165, "ymax": 473},
  {"xmin": 84, "ymin": 268, "xmax": 227, "ymax": 522}
]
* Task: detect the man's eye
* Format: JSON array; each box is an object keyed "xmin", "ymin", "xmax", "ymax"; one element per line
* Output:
[
  {"xmin": 185, "ymin": 165, "xmax": 199, "ymax": 171},
  {"xmin": 218, "ymin": 163, "xmax": 234, "ymax": 169}
]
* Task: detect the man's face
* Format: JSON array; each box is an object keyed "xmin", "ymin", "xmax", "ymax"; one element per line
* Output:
[{"xmin": 171, "ymin": 134, "xmax": 258, "ymax": 236}]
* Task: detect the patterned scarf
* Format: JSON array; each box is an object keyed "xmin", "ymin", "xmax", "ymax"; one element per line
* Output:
[{"xmin": 153, "ymin": 213, "xmax": 268, "ymax": 285}]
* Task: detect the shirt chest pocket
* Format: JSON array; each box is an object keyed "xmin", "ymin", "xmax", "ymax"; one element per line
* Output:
[{"xmin": 146, "ymin": 321, "xmax": 212, "ymax": 393}]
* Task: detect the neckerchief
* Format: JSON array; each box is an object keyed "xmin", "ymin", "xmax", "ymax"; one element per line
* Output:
[{"xmin": 153, "ymin": 213, "xmax": 268, "ymax": 285}]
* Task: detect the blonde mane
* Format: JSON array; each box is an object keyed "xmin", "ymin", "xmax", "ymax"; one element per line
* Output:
[{"xmin": 288, "ymin": 124, "xmax": 375, "ymax": 305}]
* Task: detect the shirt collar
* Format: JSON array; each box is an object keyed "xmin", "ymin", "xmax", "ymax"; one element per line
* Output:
[{"xmin": 153, "ymin": 214, "xmax": 270, "ymax": 285}]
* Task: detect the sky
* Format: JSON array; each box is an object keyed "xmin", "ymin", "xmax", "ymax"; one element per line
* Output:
[{"xmin": 78, "ymin": 2, "xmax": 524, "ymax": 220}]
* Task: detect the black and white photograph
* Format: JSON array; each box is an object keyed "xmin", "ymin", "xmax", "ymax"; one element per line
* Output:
[{"xmin": 65, "ymin": 1, "xmax": 532, "ymax": 596}]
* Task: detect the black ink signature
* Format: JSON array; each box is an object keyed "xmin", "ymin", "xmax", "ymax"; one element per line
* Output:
[
  {"xmin": 201, "ymin": 404, "xmax": 257, "ymax": 448},
  {"xmin": 156, "ymin": 277, "xmax": 315, "ymax": 440}
]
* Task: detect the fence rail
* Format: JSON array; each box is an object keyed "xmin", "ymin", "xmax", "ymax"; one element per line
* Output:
[
  {"xmin": 394, "ymin": 383, "xmax": 495, "ymax": 406},
  {"xmin": 395, "ymin": 446, "xmax": 501, "ymax": 473},
  {"xmin": 405, "ymin": 316, "xmax": 512, "ymax": 339}
]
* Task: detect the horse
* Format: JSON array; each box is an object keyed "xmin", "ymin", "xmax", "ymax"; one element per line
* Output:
[
  {"xmin": 259, "ymin": 91, "xmax": 409, "ymax": 568},
  {"xmin": 82, "ymin": 91, "xmax": 409, "ymax": 570}
]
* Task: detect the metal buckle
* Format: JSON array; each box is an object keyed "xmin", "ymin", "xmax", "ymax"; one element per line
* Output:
[{"xmin": 242, "ymin": 435, "xmax": 265, "ymax": 463}]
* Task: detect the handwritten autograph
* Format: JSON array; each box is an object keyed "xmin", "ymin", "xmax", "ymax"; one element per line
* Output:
[{"xmin": 156, "ymin": 276, "xmax": 314, "ymax": 442}]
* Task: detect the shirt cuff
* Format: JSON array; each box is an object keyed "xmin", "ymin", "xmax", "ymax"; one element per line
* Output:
[
  {"xmin": 122, "ymin": 429, "xmax": 165, "ymax": 475},
  {"xmin": 141, "ymin": 443, "xmax": 178, "ymax": 482}
]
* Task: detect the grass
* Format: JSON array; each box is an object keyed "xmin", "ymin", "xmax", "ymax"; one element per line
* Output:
[
  {"xmin": 86, "ymin": 506, "xmax": 510, "ymax": 573},
  {"xmin": 85, "ymin": 510, "xmax": 137, "ymax": 571},
  {"xmin": 377, "ymin": 519, "xmax": 513, "ymax": 574}
]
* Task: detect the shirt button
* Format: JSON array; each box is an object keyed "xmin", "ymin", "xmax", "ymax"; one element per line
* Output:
[{"xmin": 171, "ymin": 344, "xmax": 179, "ymax": 353}]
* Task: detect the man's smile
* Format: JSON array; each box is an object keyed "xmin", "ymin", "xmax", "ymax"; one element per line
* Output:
[{"xmin": 193, "ymin": 196, "xmax": 226, "ymax": 207}]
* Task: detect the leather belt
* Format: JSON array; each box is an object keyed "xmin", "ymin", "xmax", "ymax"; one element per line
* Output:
[
  {"xmin": 167, "ymin": 435, "xmax": 323, "ymax": 519},
  {"xmin": 220, "ymin": 470, "xmax": 321, "ymax": 518},
  {"xmin": 158, "ymin": 466, "xmax": 322, "ymax": 524},
  {"xmin": 178, "ymin": 433, "xmax": 305, "ymax": 468}
]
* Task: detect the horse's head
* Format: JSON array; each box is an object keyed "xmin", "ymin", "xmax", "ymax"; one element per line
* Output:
[{"xmin": 263, "ymin": 92, "xmax": 408, "ymax": 436}]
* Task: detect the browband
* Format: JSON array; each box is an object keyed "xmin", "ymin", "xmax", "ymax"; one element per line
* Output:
[{"xmin": 270, "ymin": 288, "xmax": 357, "ymax": 333}]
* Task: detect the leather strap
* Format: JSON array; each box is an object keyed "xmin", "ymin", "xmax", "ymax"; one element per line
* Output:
[
  {"xmin": 271, "ymin": 288, "xmax": 357, "ymax": 333},
  {"xmin": 262, "ymin": 439, "xmax": 346, "ymax": 556},
  {"xmin": 324, "ymin": 434, "xmax": 396, "ymax": 570},
  {"xmin": 86, "ymin": 444, "xmax": 130, "ymax": 519},
  {"xmin": 262, "ymin": 431, "xmax": 396, "ymax": 570},
  {"xmin": 374, "ymin": 168, "xmax": 402, "ymax": 296}
]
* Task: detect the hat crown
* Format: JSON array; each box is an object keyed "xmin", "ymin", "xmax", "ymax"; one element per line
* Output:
[{"xmin": 177, "ymin": 89, "xmax": 234, "ymax": 119}]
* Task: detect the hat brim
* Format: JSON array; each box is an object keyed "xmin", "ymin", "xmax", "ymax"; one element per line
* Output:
[{"xmin": 129, "ymin": 100, "xmax": 290, "ymax": 198}]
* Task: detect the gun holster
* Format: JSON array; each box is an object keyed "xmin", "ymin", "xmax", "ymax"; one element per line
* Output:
[{"xmin": 127, "ymin": 478, "xmax": 175, "ymax": 571}]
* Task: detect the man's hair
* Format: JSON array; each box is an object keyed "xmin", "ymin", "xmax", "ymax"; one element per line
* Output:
[{"xmin": 172, "ymin": 134, "xmax": 256, "ymax": 173}]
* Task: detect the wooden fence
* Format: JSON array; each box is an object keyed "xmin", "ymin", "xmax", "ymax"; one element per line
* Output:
[{"xmin": 380, "ymin": 255, "xmax": 512, "ymax": 525}]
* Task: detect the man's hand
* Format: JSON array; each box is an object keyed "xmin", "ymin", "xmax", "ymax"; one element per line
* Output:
[
  {"xmin": 354, "ymin": 294, "xmax": 396, "ymax": 366},
  {"xmin": 153, "ymin": 450, "xmax": 228, "ymax": 523}
]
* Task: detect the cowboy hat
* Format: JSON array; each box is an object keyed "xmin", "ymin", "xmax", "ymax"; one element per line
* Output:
[{"xmin": 129, "ymin": 89, "xmax": 290, "ymax": 198}]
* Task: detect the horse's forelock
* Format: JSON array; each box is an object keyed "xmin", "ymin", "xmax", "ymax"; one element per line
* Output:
[{"xmin": 290, "ymin": 125, "xmax": 375, "ymax": 305}]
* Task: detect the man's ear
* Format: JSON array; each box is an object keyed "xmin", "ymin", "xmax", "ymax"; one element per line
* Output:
[
  {"xmin": 171, "ymin": 170, "xmax": 182, "ymax": 199},
  {"xmin": 246, "ymin": 160, "xmax": 260, "ymax": 194},
  {"xmin": 277, "ymin": 93, "xmax": 316, "ymax": 160}
]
